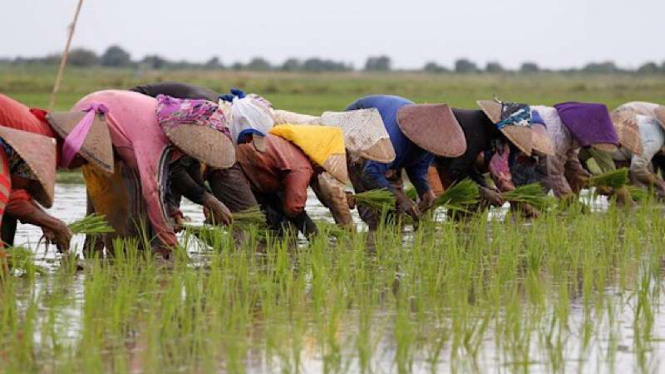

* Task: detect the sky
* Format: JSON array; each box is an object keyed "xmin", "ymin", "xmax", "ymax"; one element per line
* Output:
[{"xmin": 1, "ymin": 0, "xmax": 663, "ymax": 70}]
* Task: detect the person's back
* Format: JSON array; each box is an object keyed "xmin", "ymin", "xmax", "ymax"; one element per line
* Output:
[
  {"xmin": 130, "ymin": 82, "xmax": 218, "ymax": 102},
  {"xmin": 435, "ymin": 109, "xmax": 494, "ymax": 185}
]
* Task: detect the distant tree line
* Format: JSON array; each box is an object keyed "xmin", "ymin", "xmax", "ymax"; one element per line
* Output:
[{"xmin": 2, "ymin": 45, "xmax": 665, "ymax": 74}]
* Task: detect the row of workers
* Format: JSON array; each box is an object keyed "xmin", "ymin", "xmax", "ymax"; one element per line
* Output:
[{"xmin": 0, "ymin": 82, "xmax": 662, "ymax": 259}]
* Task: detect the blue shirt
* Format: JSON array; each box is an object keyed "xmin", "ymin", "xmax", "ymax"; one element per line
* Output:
[{"xmin": 346, "ymin": 95, "xmax": 434, "ymax": 194}]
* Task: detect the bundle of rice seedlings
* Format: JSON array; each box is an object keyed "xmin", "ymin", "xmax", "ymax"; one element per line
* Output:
[
  {"xmin": 231, "ymin": 206, "xmax": 267, "ymax": 227},
  {"xmin": 68, "ymin": 214, "xmax": 114, "ymax": 235},
  {"xmin": 504, "ymin": 183, "xmax": 550, "ymax": 210},
  {"xmin": 589, "ymin": 168, "xmax": 629, "ymax": 189},
  {"xmin": 314, "ymin": 220, "xmax": 350, "ymax": 239},
  {"xmin": 183, "ymin": 224, "xmax": 227, "ymax": 248},
  {"xmin": 354, "ymin": 189, "xmax": 397, "ymax": 211},
  {"xmin": 626, "ymin": 185, "xmax": 650, "ymax": 202},
  {"xmin": 433, "ymin": 179, "xmax": 479, "ymax": 212}
]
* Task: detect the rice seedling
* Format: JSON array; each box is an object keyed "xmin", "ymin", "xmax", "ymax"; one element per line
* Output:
[
  {"xmin": 0, "ymin": 203, "xmax": 662, "ymax": 374},
  {"xmin": 589, "ymin": 168, "xmax": 629, "ymax": 189},
  {"xmin": 433, "ymin": 178, "xmax": 480, "ymax": 212},
  {"xmin": 353, "ymin": 188, "xmax": 397, "ymax": 211},
  {"xmin": 504, "ymin": 183, "xmax": 551, "ymax": 210},
  {"xmin": 626, "ymin": 185, "xmax": 651, "ymax": 202},
  {"xmin": 68, "ymin": 214, "xmax": 115, "ymax": 235},
  {"xmin": 231, "ymin": 206, "xmax": 267, "ymax": 227}
]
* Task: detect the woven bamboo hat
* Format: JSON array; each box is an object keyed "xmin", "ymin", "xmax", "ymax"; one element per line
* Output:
[
  {"xmin": 530, "ymin": 124, "xmax": 554, "ymax": 156},
  {"xmin": 477, "ymin": 100, "xmax": 533, "ymax": 156},
  {"xmin": 46, "ymin": 108, "xmax": 114, "ymax": 174},
  {"xmin": 157, "ymin": 95, "xmax": 235, "ymax": 169},
  {"xmin": 610, "ymin": 110, "xmax": 643, "ymax": 155},
  {"xmin": 396, "ymin": 104, "xmax": 467, "ymax": 157},
  {"xmin": 320, "ymin": 109, "xmax": 397, "ymax": 163},
  {"xmin": 0, "ymin": 126, "xmax": 56, "ymax": 207}
]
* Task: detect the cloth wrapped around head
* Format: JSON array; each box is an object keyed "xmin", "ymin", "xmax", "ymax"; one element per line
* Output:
[
  {"xmin": 477, "ymin": 99, "xmax": 534, "ymax": 156},
  {"xmin": 269, "ymin": 124, "xmax": 348, "ymax": 183},
  {"xmin": 554, "ymin": 102, "xmax": 619, "ymax": 152},
  {"xmin": 156, "ymin": 95, "xmax": 235, "ymax": 169},
  {"xmin": 219, "ymin": 89, "xmax": 275, "ymax": 151}
]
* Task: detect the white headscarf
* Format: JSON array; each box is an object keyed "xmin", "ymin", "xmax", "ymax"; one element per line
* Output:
[{"xmin": 220, "ymin": 90, "xmax": 275, "ymax": 144}]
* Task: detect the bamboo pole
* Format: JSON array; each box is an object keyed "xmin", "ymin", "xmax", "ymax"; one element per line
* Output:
[{"xmin": 49, "ymin": 0, "xmax": 85, "ymax": 110}]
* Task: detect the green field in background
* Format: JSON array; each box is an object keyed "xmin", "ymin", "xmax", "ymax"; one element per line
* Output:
[
  {"xmin": 2, "ymin": 66, "xmax": 665, "ymax": 114},
  {"xmin": 4, "ymin": 66, "xmax": 664, "ymax": 184}
]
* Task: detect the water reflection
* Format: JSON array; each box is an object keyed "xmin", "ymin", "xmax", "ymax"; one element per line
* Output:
[{"xmin": 7, "ymin": 184, "xmax": 662, "ymax": 374}]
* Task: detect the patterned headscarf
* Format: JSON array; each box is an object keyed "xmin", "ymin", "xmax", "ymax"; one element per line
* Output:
[
  {"xmin": 219, "ymin": 89, "xmax": 275, "ymax": 144},
  {"xmin": 156, "ymin": 95, "xmax": 228, "ymax": 134},
  {"xmin": 496, "ymin": 102, "xmax": 532, "ymax": 130}
]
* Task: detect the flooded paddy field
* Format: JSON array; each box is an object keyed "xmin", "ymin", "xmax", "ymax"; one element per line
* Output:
[{"xmin": 2, "ymin": 183, "xmax": 664, "ymax": 374}]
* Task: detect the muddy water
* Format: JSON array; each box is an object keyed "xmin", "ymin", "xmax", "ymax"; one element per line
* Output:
[{"xmin": 10, "ymin": 184, "xmax": 663, "ymax": 374}]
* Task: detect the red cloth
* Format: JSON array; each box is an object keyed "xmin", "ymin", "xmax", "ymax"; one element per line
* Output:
[
  {"xmin": 0, "ymin": 148, "xmax": 10, "ymax": 247},
  {"xmin": 0, "ymin": 94, "xmax": 55, "ymax": 137},
  {"xmin": 0, "ymin": 94, "xmax": 60, "ymax": 208},
  {"xmin": 236, "ymin": 134, "xmax": 314, "ymax": 217}
]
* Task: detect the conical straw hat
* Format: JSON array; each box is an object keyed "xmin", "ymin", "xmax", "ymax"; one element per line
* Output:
[
  {"xmin": 157, "ymin": 95, "xmax": 235, "ymax": 169},
  {"xmin": 46, "ymin": 111, "xmax": 114, "ymax": 174},
  {"xmin": 610, "ymin": 110, "xmax": 643, "ymax": 155},
  {"xmin": 396, "ymin": 104, "xmax": 467, "ymax": 157},
  {"xmin": 0, "ymin": 126, "xmax": 56, "ymax": 207},
  {"xmin": 477, "ymin": 100, "xmax": 533, "ymax": 156},
  {"xmin": 531, "ymin": 124, "xmax": 554, "ymax": 156},
  {"xmin": 320, "ymin": 109, "xmax": 397, "ymax": 163}
]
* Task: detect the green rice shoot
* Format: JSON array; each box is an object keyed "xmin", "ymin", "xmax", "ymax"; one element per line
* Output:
[
  {"xmin": 626, "ymin": 185, "xmax": 650, "ymax": 202},
  {"xmin": 354, "ymin": 189, "xmax": 396, "ymax": 211},
  {"xmin": 231, "ymin": 206, "xmax": 267, "ymax": 227},
  {"xmin": 504, "ymin": 183, "xmax": 550, "ymax": 210},
  {"xmin": 433, "ymin": 178, "xmax": 480, "ymax": 212},
  {"xmin": 589, "ymin": 168, "xmax": 629, "ymax": 189},
  {"xmin": 68, "ymin": 214, "xmax": 115, "ymax": 235}
]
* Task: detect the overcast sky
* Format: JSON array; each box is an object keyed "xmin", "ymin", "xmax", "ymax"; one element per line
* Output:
[{"xmin": 1, "ymin": 0, "xmax": 662, "ymax": 69}]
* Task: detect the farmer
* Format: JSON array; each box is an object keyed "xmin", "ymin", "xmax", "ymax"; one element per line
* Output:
[
  {"xmin": 429, "ymin": 100, "xmax": 543, "ymax": 216},
  {"xmin": 345, "ymin": 95, "xmax": 467, "ymax": 229},
  {"xmin": 129, "ymin": 82, "xmax": 260, "ymax": 217},
  {"xmin": 607, "ymin": 102, "xmax": 665, "ymax": 198},
  {"xmin": 52, "ymin": 90, "xmax": 235, "ymax": 260},
  {"xmin": 0, "ymin": 125, "xmax": 57, "ymax": 257},
  {"xmin": 232, "ymin": 106, "xmax": 354, "ymax": 236},
  {"xmin": 267, "ymin": 106, "xmax": 402, "ymax": 230},
  {"xmin": 0, "ymin": 94, "xmax": 115, "ymax": 252},
  {"xmin": 530, "ymin": 102, "xmax": 621, "ymax": 201}
]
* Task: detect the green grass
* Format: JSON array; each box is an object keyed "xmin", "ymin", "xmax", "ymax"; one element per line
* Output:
[
  {"xmin": 0, "ymin": 201, "xmax": 662, "ymax": 373},
  {"xmin": 3, "ymin": 66, "xmax": 665, "ymax": 113}
]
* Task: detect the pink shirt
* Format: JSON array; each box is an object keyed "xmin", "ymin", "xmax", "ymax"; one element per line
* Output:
[{"xmin": 73, "ymin": 90, "xmax": 177, "ymax": 247}]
